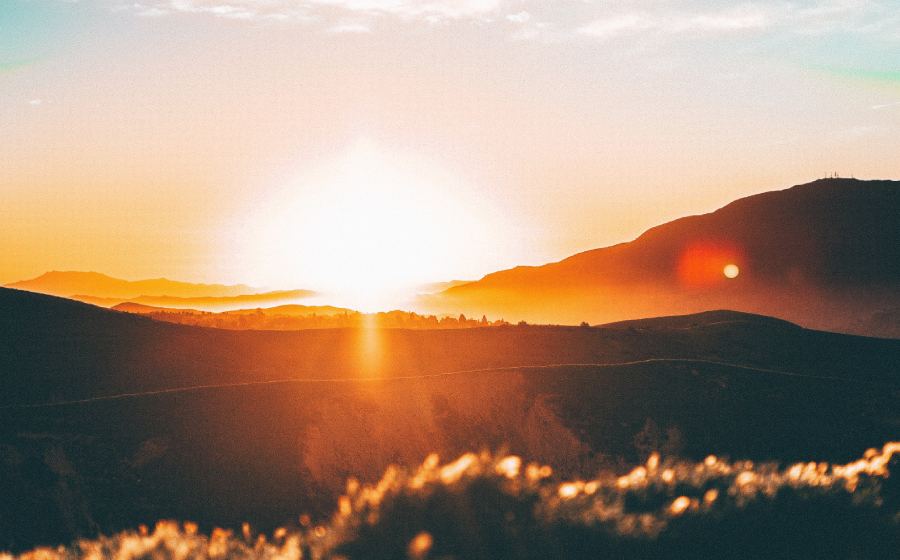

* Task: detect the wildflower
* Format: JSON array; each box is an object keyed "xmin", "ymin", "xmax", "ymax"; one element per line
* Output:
[
  {"xmin": 558, "ymin": 482, "xmax": 579, "ymax": 499},
  {"xmin": 736, "ymin": 472, "xmax": 755, "ymax": 487},
  {"xmin": 670, "ymin": 496, "xmax": 691, "ymax": 515},
  {"xmin": 440, "ymin": 453, "xmax": 476, "ymax": 484},
  {"xmin": 338, "ymin": 496, "xmax": 352, "ymax": 517},
  {"xmin": 407, "ymin": 531, "xmax": 433, "ymax": 560},
  {"xmin": 495, "ymin": 455, "xmax": 522, "ymax": 478}
]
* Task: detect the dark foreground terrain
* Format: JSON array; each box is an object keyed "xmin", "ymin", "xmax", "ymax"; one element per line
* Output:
[
  {"xmin": 6, "ymin": 443, "xmax": 899, "ymax": 559},
  {"xmin": 1, "ymin": 288, "xmax": 898, "ymax": 551}
]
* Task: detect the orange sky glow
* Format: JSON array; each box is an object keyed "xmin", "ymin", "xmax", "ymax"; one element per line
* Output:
[{"xmin": 2, "ymin": 1, "xmax": 899, "ymax": 309}]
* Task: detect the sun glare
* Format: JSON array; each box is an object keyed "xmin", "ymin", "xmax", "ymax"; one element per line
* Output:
[
  {"xmin": 240, "ymin": 143, "xmax": 498, "ymax": 311},
  {"xmin": 677, "ymin": 242, "xmax": 744, "ymax": 287}
]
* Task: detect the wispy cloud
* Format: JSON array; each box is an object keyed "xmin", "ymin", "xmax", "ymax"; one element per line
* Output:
[
  {"xmin": 132, "ymin": 5, "xmax": 170, "ymax": 18},
  {"xmin": 327, "ymin": 22, "xmax": 371, "ymax": 33},
  {"xmin": 121, "ymin": 1, "xmax": 311, "ymax": 22},
  {"xmin": 505, "ymin": 10, "xmax": 529, "ymax": 24},
  {"xmin": 575, "ymin": 1, "xmax": 900, "ymax": 41},
  {"xmin": 871, "ymin": 101, "xmax": 900, "ymax": 110},
  {"xmin": 121, "ymin": 0, "xmax": 507, "ymax": 24},
  {"xmin": 577, "ymin": 14, "xmax": 654, "ymax": 39},
  {"xmin": 577, "ymin": 6, "xmax": 769, "ymax": 39},
  {"xmin": 304, "ymin": 0, "xmax": 504, "ymax": 21},
  {"xmin": 110, "ymin": 0, "xmax": 900, "ymax": 45}
]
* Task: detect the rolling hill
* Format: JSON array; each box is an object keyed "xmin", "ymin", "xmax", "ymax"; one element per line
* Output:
[
  {"xmin": 112, "ymin": 302, "xmax": 355, "ymax": 318},
  {"xmin": 1, "ymin": 287, "xmax": 897, "ymax": 550},
  {"xmin": 100, "ymin": 290, "xmax": 318, "ymax": 311},
  {"xmin": 421, "ymin": 179, "xmax": 900, "ymax": 337},
  {"xmin": 5, "ymin": 271, "xmax": 257, "ymax": 299},
  {"xmin": 2, "ymin": 287, "xmax": 898, "ymax": 405},
  {"xmin": 4, "ymin": 271, "xmax": 317, "ymax": 311}
]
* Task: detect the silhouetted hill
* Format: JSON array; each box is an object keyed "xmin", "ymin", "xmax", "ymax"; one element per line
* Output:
[
  {"xmin": 598, "ymin": 309, "xmax": 800, "ymax": 331},
  {"xmin": 222, "ymin": 304, "xmax": 354, "ymax": 317},
  {"xmin": 118, "ymin": 290, "xmax": 317, "ymax": 311},
  {"xmin": 424, "ymin": 179, "xmax": 900, "ymax": 337},
  {"xmin": 79, "ymin": 291, "xmax": 319, "ymax": 311},
  {"xmin": 112, "ymin": 302, "xmax": 205, "ymax": 314},
  {"xmin": 416, "ymin": 279, "xmax": 473, "ymax": 294},
  {"xmin": 5, "ymin": 272, "xmax": 318, "ymax": 311},
  {"xmin": 5, "ymin": 271, "xmax": 257, "ymax": 299},
  {"xmin": 1, "ymin": 287, "xmax": 898, "ymax": 550},
  {"xmin": 2, "ymin": 286, "xmax": 898, "ymax": 405}
]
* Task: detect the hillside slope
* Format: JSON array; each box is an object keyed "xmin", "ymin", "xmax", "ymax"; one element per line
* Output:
[
  {"xmin": 2, "ymin": 288, "xmax": 898, "ymax": 406},
  {"xmin": 1, "ymin": 288, "xmax": 898, "ymax": 550},
  {"xmin": 423, "ymin": 179, "xmax": 900, "ymax": 336},
  {"xmin": 5, "ymin": 271, "xmax": 256, "ymax": 299},
  {"xmin": 4, "ymin": 272, "xmax": 317, "ymax": 311}
]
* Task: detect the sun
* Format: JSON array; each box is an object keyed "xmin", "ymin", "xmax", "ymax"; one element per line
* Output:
[
  {"xmin": 241, "ymin": 143, "xmax": 499, "ymax": 311},
  {"xmin": 723, "ymin": 264, "xmax": 740, "ymax": 279}
]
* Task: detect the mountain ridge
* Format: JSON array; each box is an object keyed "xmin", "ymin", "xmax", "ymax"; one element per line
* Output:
[
  {"xmin": 4, "ymin": 272, "xmax": 318, "ymax": 311},
  {"xmin": 454, "ymin": 178, "xmax": 899, "ymax": 289},
  {"xmin": 5, "ymin": 270, "xmax": 259, "ymax": 299},
  {"xmin": 425, "ymin": 178, "xmax": 900, "ymax": 336}
]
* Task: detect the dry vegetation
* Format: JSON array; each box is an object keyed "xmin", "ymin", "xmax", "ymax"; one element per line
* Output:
[
  {"xmin": 134, "ymin": 309, "xmax": 507, "ymax": 331},
  {"xmin": 7, "ymin": 442, "xmax": 897, "ymax": 560}
]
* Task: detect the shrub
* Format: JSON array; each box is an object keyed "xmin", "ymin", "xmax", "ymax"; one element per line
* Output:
[{"xmin": 7, "ymin": 443, "xmax": 898, "ymax": 560}]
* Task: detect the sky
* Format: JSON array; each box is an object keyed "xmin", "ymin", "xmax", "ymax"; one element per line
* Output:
[{"xmin": 2, "ymin": 0, "xmax": 899, "ymax": 305}]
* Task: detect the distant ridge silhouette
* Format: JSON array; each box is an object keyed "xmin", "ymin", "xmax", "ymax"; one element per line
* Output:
[
  {"xmin": 5, "ymin": 271, "xmax": 256, "ymax": 299},
  {"xmin": 4, "ymin": 271, "xmax": 317, "ymax": 311},
  {"xmin": 423, "ymin": 178, "xmax": 900, "ymax": 337},
  {"xmin": 111, "ymin": 301, "xmax": 353, "ymax": 317}
]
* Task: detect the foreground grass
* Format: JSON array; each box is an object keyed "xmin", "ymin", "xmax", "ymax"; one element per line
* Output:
[{"xmin": 6, "ymin": 442, "xmax": 898, "ymax": 560}]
